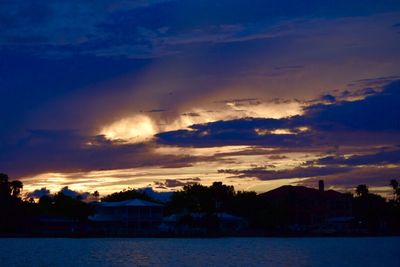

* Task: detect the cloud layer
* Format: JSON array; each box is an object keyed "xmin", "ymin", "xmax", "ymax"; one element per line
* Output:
[{"xmin": 1, "ymin": 1, "xmax": 400, "ymax": 195}]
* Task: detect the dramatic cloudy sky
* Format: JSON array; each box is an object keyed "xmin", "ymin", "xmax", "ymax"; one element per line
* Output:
[{"xmin": 1, "ymin": 0, "xmax": 400, "ymax": 196}]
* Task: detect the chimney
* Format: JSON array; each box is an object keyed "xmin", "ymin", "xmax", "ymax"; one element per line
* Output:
[{"xmin": 318, "ymin": 180, "xmax": 324, "ymax": 192}]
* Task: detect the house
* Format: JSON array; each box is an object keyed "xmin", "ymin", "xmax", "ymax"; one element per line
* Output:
[
  {"xmin": 89, "ymin": 199, "xmax": 164, "ymax": 235},
  {"xmin": 259, "ymin": 180, "xmax": 353, "ymax": 230}
]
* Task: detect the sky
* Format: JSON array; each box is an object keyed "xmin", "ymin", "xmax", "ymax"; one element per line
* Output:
[{"xmin": 1, "ymin": 0, "xmax": 400, "ymax": 197}]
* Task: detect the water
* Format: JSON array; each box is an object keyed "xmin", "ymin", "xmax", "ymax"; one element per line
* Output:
[{"xmin": 0, "ymin": 237, "xmax": 398, "ymax": 267}]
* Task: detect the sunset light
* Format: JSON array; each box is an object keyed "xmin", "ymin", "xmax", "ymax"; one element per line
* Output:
[{"xmin": 1, "ymin": 1, "xmax": 399, "ymax": 262}]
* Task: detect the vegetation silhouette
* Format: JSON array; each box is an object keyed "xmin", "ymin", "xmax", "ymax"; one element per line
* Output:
[
  {"xmin": 355, "ymin": 184, "xmax": 369, "ymax": 197},
  {"xmin": 0, "ymin": 172, "xmax": 400, "ymax": 236},
  {"xmin": 0, "ymin": 173, "xmax": 31, "ymax": 233},
  {"xmin": 101, "ymin": 188, "xmax": 155, "ymax": 203},
  {"xmin": 390, "ymin": 179, "xmax": 400, "ymax": 201},
  {"xmin": 353, "ymin": 185, "xmax": 387, "ymax": 231}
]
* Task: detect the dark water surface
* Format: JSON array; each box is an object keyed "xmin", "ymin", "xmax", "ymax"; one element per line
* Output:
[{"xmin": 0, "ymin": 237, "xmax": 398, "ymax": 266}]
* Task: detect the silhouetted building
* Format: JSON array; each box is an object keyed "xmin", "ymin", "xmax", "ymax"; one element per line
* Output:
[
  {"xmin": 259, "ymin": 181, "xmax": 353, "ymax": 229},
  {"xmin": 89, "ymin": 199, "xmax": 164, "ymax": 235}
]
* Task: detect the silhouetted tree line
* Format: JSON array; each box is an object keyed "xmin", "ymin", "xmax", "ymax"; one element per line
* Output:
[
  {"xmin": 164, "ymin": 182, "xmax": 260, "ymax": 232},
  {"xmin": 1, "ymin": 172, "xmax": 399, "ymax": 235},
  {"xmin": 165, "ymin": 181, "xmax": 400, "ymax": 233},
  {"xmin": 353, "ymin": 183, "xmax": 400, "ymax": 232},
  {"xmin": 101, "ymin": 188, "xmax": 155, "ymax": 202},
  {"xmin": 0, "ymin": 173, "xmax": 30, "ymax": 233},
  {"xmin": 0, "ymin": 173, "xmax": 93, "ymax": 234}
]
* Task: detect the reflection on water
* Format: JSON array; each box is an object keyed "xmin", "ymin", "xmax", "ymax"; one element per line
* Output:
[{"xmin": 0, "ymin": 237, "xmax": 398, "ymax": 267}]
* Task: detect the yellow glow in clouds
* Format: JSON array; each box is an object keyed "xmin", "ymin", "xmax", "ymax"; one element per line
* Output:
[
  {"xmin": 99, "ymin": 100, "xmax": 304, "ymax": 143},
  {"xmin": 100, "ymin": 115, "xmax": 156, "ymax": 142}
]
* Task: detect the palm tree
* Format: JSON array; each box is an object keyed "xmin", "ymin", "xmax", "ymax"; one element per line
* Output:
[
  {"xmin": 0, "ymin": 174, "xmax": 24, "ymax": 200},
  {"xmin": 93, "ymin": 191, "xmax": 100, "ymax": 201},
  {"xmin": 356, "ymin": 184, "xmax": 369, "ymax": 197},
  {"xmin": 390, "ymin": 179, "xmax": 400, "ymax": 201},
  {"xmin": 9, "ymin": 180, "xmax": 23, "ymax": 197}
]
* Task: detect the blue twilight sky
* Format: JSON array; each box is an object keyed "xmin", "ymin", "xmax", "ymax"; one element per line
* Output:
[{"xmin": 1, "ymin": 0, "xmax": 400, "ymax": 196}]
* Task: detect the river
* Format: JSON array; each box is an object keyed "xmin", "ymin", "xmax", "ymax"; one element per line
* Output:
[{"xmin": 0, "ymin": 237, "xmax": 398, "ymax": 266}]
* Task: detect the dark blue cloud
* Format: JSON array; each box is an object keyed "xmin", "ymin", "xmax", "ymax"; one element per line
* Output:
[
  {"xmin": 304, "ymin": 80, "xmax": 400, "ymax": 131},
  {"xmin": 0, "ymin": 130, "xmax": 216, "ymax": 177},
  {"xmin": 0, "ymin": 50, "xmax": 150, "ymax": 141},
  {"xmin": 156, "ymin": 117, "xmax": 310, "ymax": 147},
  {"xmin": 1, "ymin": 0, "xmax": 400, "ymax": 183},
  {"xmin": 218, "ymin": 166, "xmax": 352, "ymax": 180},
  {"xmin": 320, "ymin": 94, "xmax": 336, "ymax": 103},
  {"xmin": 316, "ymin": 149, "xmax": 400, "ymax": 166},
  {"xmin": 348, "ymin": 76, "xmax": 400, "ymax": 90},
  {"xmin": 1, "ymin": 1, "xmax": 399, "ymax": 143},
  {"xmin": 1, "ymin": 0, "xmax": 399, "ymax": 58},
  {"xmin": 156, "ymin": 80, "xmax": 400, "ymax": 147},
  {"xmin": 0, "ymin": 1, "xmax": 52, "ymax": 31}
]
